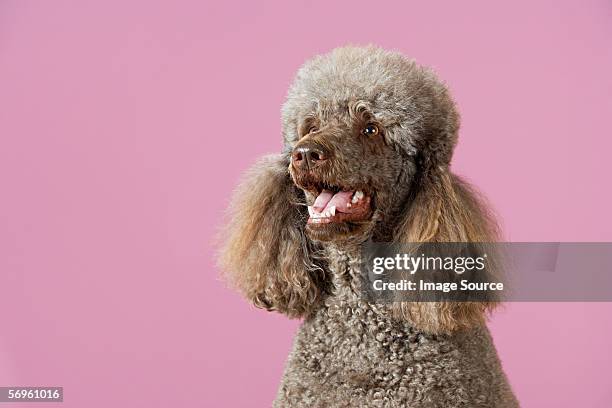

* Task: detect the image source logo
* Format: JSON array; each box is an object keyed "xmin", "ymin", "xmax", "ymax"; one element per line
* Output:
[{"xmin": 362, "ymin": 242, "xmax": 612, "ymax": 303}]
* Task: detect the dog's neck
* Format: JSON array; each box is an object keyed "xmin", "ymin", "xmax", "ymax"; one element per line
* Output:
[
  {"xmin": 317, "ymin": 215, "xmax": 402, "ymax": 296},
  {"xmin": 323, "ymin": 242, "xmax": 367, "ymax": 298}
]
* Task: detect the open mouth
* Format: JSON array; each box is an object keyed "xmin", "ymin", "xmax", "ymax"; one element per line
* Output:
[{"xmin": 306, "ymin": 185, "xmax": 373, "ymax": 225}]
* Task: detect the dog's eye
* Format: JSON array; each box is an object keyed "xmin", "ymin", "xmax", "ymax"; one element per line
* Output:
[
  {"xmin": 308, "ymin": 126, "xmax": 319, "ymax": 134},
  {"xmin": 362, "ymin": 124, "xmax": 379, "ymax": 136}
]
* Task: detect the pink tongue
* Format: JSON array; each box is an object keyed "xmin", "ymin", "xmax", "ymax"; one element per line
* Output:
[
  {"xmin": 326, "ymin": 190, "xmax": 354, "ymax": 213},
  {"xmin": 312, "ymin": 190, "xmax": 334, "ymax": 212},
  {"xmin": 312, "ymin": 190, "xmax": 355, "ymax": 214}
]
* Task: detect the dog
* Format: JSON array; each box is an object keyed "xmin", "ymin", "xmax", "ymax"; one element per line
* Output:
[{"xmin": 219, "ymin": 46, "xmax": 518, "ymax": 407}]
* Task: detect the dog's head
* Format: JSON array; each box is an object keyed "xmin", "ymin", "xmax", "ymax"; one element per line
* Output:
[
  {"xmin": 221, "ymin": 46, "xmax": 499, "ymax": 331},
  {"xmin": 283, "ymin": 46, "xmax": 460, "ymax": 243}
]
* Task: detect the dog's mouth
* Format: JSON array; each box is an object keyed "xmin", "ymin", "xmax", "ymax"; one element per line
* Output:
[{"xmin": 304, "ymin": 183, "xmax": 373, "ymax": 226}]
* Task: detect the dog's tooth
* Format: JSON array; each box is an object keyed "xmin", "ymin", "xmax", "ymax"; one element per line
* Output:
[
  {"xmin": 329, "ymin": 206, "xmax": 336, "ymax": 216},
  {"xmin": 352, "ymin": 190, "xmax": 364, "ymax": 204},
  {"xmin": 308, "ymin": 206, "xmax": 316, "ymax": 217}
]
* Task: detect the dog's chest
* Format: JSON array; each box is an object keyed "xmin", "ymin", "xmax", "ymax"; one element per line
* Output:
[
  {"xmin": 276, "ymin": 251, "xmax": 513, "ymax": 407},
  {"xmin": 291, "ymin": 251, "xmax": 457, "ymax": 386}
]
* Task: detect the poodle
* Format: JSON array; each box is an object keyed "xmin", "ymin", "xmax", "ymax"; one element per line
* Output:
[{"xmin": 219, "ymin": 46, "xmax": 518, "ymax": 407}]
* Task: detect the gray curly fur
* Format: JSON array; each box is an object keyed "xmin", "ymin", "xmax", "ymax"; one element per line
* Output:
[
  {"xmin": 276, "ymin": 247, "xmax": 516, "ymax": 407},
  {"xmin": 220, "ymin": 46, "xmax": 518, "ymax": 407}
]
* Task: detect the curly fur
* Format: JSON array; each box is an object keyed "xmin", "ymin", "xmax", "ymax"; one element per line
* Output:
[
  {"xmin": 219, "ymin": 155, "xmax": 328, "ymax": 318},
  {"xmin": 219, "ymin": 46, "xmax": 518, "ymax": 407}
]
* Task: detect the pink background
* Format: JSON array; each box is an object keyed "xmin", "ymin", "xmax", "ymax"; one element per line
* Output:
[{"xmin": 1, "ymin": 1, "xmax": 611, "ymax": 407}]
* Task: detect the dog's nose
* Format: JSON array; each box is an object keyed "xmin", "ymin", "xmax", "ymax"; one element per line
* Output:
[{"xmin": 291, "ymin": 142, "xmax": 329, "ymax": 171}]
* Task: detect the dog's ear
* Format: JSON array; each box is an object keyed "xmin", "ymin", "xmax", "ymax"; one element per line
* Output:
[
  {"xmin": 391, "ymin": 169, "xmax": 500, "ymax": 334},
  {"xmin": 218, "ymin": 154, "xmax": 327, "ymax": 318}
]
